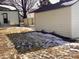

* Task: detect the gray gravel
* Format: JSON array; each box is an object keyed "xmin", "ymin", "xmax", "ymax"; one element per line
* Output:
[{"xmin": 7, "ymin": 32, "xmax": 68, "ymax": 53}]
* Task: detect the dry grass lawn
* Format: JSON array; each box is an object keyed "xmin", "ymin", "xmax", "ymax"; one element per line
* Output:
[
  {"xmin": 0, "ymin": 27, "xmax": 33, "ymax": 34},
  {"xmin": 0, "ymin": 27, "xmax": 79, "ymax": 59}
]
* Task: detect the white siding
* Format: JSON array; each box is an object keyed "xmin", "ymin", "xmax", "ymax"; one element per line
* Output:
[
  {"xmin": 0, "ymin": 11, "xmax": 19, "ymax": 25},
  {"xmin": 0, "ymin": 12, "xmax": 3, "ymax": 24},
  {"xmin": 71, "ymin": 1, "xmax": 79, "ymax": 38},
  {"xmin": 35, "ymin": 7, "xmax": 72, "ymax": 37}
]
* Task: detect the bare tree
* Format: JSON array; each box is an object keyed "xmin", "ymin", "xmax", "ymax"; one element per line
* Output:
[
  {"xmin": 0, "ymin": 0, "xmax": 78, "ymax": 19},
  {"xmin": 0, "ymin": 0, "xmax": 6, "ymax": 4},
  {"xmin": 8, "ymin": 0, "xmax": 39, "ymax": 19}
]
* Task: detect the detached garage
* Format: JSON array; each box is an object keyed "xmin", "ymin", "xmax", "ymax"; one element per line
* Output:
[{"xmin": 34, "ymin": 1, "xmax": 79, "ymax": 38}]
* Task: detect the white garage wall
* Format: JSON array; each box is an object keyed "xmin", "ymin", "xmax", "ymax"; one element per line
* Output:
[
  {"xmin": 71, "ymin": 1, "xmax": 79, "ymax": 38},
  {"xmin": 35, "ymin": 7, "xmax": 72, "ymax": 37},
  {"xmin": 0, "ymin": 11, "xmax": 19, "ymax": 25}
]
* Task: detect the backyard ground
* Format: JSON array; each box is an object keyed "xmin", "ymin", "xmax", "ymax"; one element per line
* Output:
[{"xmin": 0, "ymin": 27, "xmax": 79, "ymax": 59}]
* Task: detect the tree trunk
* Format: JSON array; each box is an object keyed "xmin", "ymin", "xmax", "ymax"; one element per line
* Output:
[
  {"xmin": 22, "ymin": 0, "xmax": 27, "ymax": 19},
  {"xmin": 23, "ymin": 9, "xmax": 27, "ymax": 19}
]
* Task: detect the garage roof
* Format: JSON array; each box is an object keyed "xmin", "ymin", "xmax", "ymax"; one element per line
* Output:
[{"xmin": 34, "ymin": 0, "xmax": 78, "ymax": 12}]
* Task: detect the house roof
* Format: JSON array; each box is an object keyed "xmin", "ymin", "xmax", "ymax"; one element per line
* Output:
[
  {"xmin": 0, "ymin": 7, "xmax": 13, "ymax": 11},
  {"xmin": 0, "ymin": 5, "xmax": 17, "ymax": 11},
  {"xmin": 34, "ymin": 0, "xmax": 78, "ymax": 13}
]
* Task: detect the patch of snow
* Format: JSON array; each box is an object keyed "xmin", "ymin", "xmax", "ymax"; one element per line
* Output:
[
  {"xmin": 65, "ymin": 43, "xmax": 79, "ymax": 46},
  {"xmin": 0, "ymin": 5, "xmax": 16, "ymax": 10},
  {"xmin": 70, "ymin": 49, "xmax": 79, "ymax": 52},
  {"xmin": 49, "ymin": 0, "xmax": 60, "ymax": 4}
]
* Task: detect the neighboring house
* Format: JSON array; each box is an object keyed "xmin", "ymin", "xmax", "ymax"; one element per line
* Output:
[
  {"xmin": 34, "ymin": 1, "xmax": 79, "ymax": 38},
  {"xmin": 0, "ymin": 7, "xmax": 19, "ymax": 26},
  {"xmin": 24, "ymin": 13, "xmax": 35, "ymax": 26}
]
